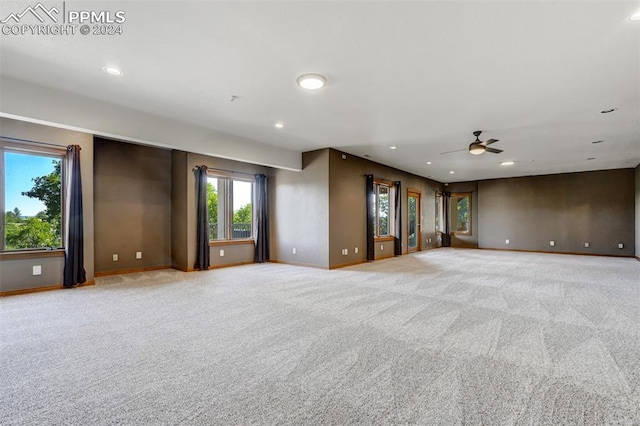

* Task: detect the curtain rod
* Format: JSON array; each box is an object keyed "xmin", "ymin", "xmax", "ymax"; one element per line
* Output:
[
  {"xmin": 193, "ymin": 165, "xmax": 257, "ymax": 177},
  {"xmin": 0, "ymin": 135, "xmax": 67, "ymax": 148}
]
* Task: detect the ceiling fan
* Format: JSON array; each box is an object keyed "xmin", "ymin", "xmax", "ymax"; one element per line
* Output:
[{"xmin": 441, "ymin": 131, "xmax": 503, "ymax": 155}]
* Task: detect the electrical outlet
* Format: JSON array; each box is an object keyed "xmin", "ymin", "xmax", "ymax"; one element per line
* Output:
[
  {"xmin": 136, "ymin": 251, "xmax": 142, "ymax": 259},
  {"xmin": 292, "ymin": 247, "xmax": 296, "ymax": 254},
  {"xmin": 32, "ymin": 265, "xmax": 41, "ymax": 276},
  {"xmin": 219, "ymin": 249, "xmax": 225, "ymax": 257},
  {"xmin": 550, "ymin": 241, "xmax": 555, "ymax": 247},
  {"xmin": 618, "ymin": 243, "xmax": 624, "ymax": 249},
  {"xmin": 584, "ymin": 242, "xmax": 590, "ymax": 248},
  {"xmin": 354, "ymin": 247, "xmax": 358, "ymax": 254},
  {"xmin": 112, "ymin": 254, "xmax": 118, "ymax": 261},
  {"xmin": 342, "ymin": 248, "xmax": 348, "ymax": 256},
  {"xmin": 505, "ymin": 239, "xmax": 510, "ymax": 245},
  {"xmin": 380, "ymin": 245, "xmax": 384, "ymax": 250}
]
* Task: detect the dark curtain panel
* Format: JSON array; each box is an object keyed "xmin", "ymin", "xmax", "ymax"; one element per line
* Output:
[
  {"xmin": 63, "ymin": 145, "xmax": 86, "ymax": 288},
  {"xmin": 394, "ymin": 181, "xmax": 402, "ymax": 256},
  {"xmin": 366, "ymin": 174, "xmax": 375, "ymax": 261},
  {"xmin": 442, "ymin": 192, "xmax": 452, "ymax": 247},
  {"xmin": 254, "ymin": 174, "xmax": 270, "ymax": 263},
  {"xmin": 194, "ymin": 165, "xmax": 210, "ymax": 270}
]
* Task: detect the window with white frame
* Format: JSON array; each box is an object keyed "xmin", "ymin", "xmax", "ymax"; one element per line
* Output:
[
  {"xmin": 207, "ymin": 175, "xmax": 253, "ymax": 240},
  {"xmin": 1, "ymin": 141, "xmax": 65, "ymax": 251},
  {"xmin": 373, "ymin": 181, "xmax": 395, "ymax": 238}
]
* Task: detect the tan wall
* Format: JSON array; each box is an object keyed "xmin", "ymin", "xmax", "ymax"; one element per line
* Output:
[
  {"xmin": 94, "ymin": 138, "xmax": 172, "ymax": 274},
  {"xmin": 446, "ymin": 181, "xmax": 479, "ymax": 248},
  {"xmin": 0, "ymin": 118, "xmax": 94, "ymax": 292},
  {"xmin": 210, "ymin": 243, "xmax": 254, "ymax": 268},
  {"xmin": 328, "ymin": 149, "xmax": 443, "ymax": 268},
  {"xmin": 270, "ymin": 149, "xmax": 330, "ymax": 268},
  {"xmin": 477, "ymin": 169, "xmax": 636, "ymax": 256}
]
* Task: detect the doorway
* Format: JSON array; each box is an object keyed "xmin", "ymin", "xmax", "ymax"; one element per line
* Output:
[{"xmin": 407, "ymin": 189, "xmax": 421, "ymax": 252}]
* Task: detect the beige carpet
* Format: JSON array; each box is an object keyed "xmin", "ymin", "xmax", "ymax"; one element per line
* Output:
[{"xmin": 1, "ymin": 248, "xmax": 638, "ymax": 424}]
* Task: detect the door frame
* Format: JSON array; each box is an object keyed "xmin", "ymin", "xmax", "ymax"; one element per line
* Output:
[{"xmin": 407, "ymin": 189, "xmax": 422, "ymax": 253}]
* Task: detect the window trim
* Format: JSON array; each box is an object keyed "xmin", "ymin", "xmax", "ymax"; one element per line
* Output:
[
  {"xmin": 0, "ymin": 139, "xmax": 66, "ymax": 253},
  {"xmin": 206, "ymin": 172, "xmax": 255, "ymax": 242},
  {"xmin": 451, "ymin": 192, "xmax": 472, "ymax": 235},
  {"xmin": 373, "ymin": 179, "xmax": 395, "ymax": 240},
  {"xmin": 435, "ymin": 192, "xmax": 444, "ymax": 234}
]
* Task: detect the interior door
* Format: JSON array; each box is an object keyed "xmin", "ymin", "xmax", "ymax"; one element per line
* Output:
[{"xmin": 407, "ymin": 190, "xmax": 421, "ymax": 252}]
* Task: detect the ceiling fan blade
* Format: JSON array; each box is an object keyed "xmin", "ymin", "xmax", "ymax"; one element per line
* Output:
[
  {"xmin": 485, "ymin": 139, "xmax": 499, "ymax": 145},
  {"xmin": 440, "ymin": 148, "xmax": 467, "ymax": 155},
  {"xmin": 486, "ymin": 147, "xmax": 503, "ymax": 154}
]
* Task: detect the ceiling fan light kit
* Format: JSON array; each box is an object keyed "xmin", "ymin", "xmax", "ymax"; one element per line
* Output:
[{"xmin": 469, "ymin": 143, "xmax": 485, "ymax": 155}]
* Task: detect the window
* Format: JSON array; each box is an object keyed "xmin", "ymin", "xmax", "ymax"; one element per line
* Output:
[
  {"xmin": 373, "ymin": 181, "xmax": 395, "ymax": 238},
  {"xmin": 451, "ymin": 192, "xmax": 471, "ymax": 234},
  {"xmin": 435, "ymin": 193, "xmax": 444, "ymax": 233},
  {"xmin": 1, "ymin": 141, "xmax": 65, "ymax": 251},
  {"xmin": 207, "ymin": 175, "xmax": 253, "ymax": 240}
]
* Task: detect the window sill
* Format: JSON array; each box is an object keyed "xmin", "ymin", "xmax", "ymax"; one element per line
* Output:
[
  {"xmin": 209, "ymin": 239, "xmax": 254, "ymax": 247},
  {"xmin": 375, "ymin": 236, "xmax": 395, "ymax": 242},
  {"xmin": 0, "ymin": 249, "xmax": 65, "ymax": 261}
]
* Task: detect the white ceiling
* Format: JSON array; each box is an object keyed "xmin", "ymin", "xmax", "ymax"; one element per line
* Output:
[{"xmin": 1, "ymin": 1, "xmax": 639, "ymax": 182}]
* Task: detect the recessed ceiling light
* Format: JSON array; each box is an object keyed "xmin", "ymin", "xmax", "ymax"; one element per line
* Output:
[
  {"xmin": 591, "ymin": 140, "xmax": 604, "ymax": 144},
  {"xmin": 274, "ymin": 122, "xmax": 284, "ymax": 129},
  {"xmin": 500, "ymin": 161, "xmax": 515, "ymax": 166},
  {"xmin": 600, "ymin": 108, "xmax": 618, "ymax": 114},
  {"xmin": 103, "ymin": 66, "xmax": 123, "ymax": 76},
  {"xmin": 630, "ymin": 12, "xmax": 640, "ymax": 20},
  {"xmin": 426, "ymin": 161, "xmax": 432, "ymax": 165},
  {"xmin": 389, "ymin": 146, "xmax": 397, "ymax": 150},
  {"xmin": 296, "ymin": 73, "xmax": 327, "ymax": 90},
  {"xmin": 449, "ymin": 171, "xmax": 455, "ymax": 174}
]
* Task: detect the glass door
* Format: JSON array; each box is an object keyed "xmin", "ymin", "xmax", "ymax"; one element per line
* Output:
[{"xmin": 407, "ymin": 190, "xmax": 421, "ymax": 252}]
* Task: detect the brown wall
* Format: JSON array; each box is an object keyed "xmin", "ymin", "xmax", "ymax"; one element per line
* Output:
[
  {"xmin": 0, "ymin": 118, "xmax": 94, "ymax": 292},
  {"xmin": 270, "ymin": 149, "xmax": 330, "ymax": 268},
  {"xmin": 446, "ymin": 181, "xmax": 479, "ymax": 248},
  {"xmin": 477, "ymin": 169, "xmax": 636, "ymax": 256},
  {"xmin": 636, "ymin": 164, "xmax": 640, "ymax": 259},
  {"xmin": 94, "ymin": 138, "xmax": 172, "ymax": 274},
  {"xmin": 171, "ymin": 150, "xmax": 189, "ymax": 269},
  {"xmin": 328, "ymin": 149, "xmax": 443, "ymax": 268}
]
